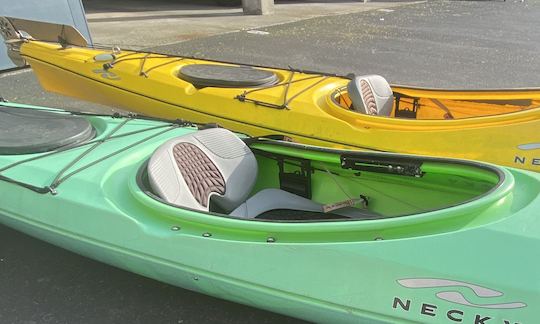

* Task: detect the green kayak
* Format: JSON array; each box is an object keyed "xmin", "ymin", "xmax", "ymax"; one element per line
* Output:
[{"xmin": 0, "ymin": 102, "xmax": 538, "ymax": 323}]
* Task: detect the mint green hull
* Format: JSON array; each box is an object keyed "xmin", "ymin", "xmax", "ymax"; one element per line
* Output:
[{"xmin": 0, "ymin": 102, "xmax": 539, "ymax": 323}]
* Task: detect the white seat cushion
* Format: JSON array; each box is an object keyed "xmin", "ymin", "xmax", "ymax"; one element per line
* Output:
[{"xmin": 147, "ymin": 128, "xmax": 258, "ymax": 213}]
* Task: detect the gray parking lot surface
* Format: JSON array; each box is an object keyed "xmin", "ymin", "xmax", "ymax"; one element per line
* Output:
[
  {"xmin": 153, "ymin": 0, "xmax": 540, "ymax": 88},
  {"xmin": 1, "ymin": 1, "xmax": 540, "ymax": 323}
]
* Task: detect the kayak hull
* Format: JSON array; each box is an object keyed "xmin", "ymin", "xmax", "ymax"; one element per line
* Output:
[{"xmin": 1, "ymin": 180, "xmax": 538, "ymax": 324}]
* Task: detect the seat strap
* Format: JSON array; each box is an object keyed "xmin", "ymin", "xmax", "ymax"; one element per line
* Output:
[
  {"xmin": 321, "ymin": 163, "xmax": 369, "ymax": 213},
  {"xmin": 322, "ymin": 196, "xmax": 368, "ymax": 213}
]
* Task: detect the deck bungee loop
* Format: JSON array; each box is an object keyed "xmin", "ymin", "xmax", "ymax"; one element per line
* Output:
[
  {"xmin": 0, "ymin": 105, "xmax": 189, "ymax": 194},
  {"xmin": 236, "ymin": 72, "xmax": 331, "ymax": 110}
]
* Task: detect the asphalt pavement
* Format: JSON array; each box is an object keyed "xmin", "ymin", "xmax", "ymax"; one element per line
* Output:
[
  {"xmin": 153, "ymin": 0, "xmax": 540, "ymax": 88},
  {"xmin": 1, "ymin": 0, "xmax": 540, "ymax": 323}
]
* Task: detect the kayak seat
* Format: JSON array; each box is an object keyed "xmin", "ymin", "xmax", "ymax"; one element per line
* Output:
[
  {"xmin": 147, "ymin": 128, "xmax": 258, "ymax": 213},
  {"xmin": 347, "ymin": 75, "xmax": 394, "ymax": 116},
  {"xmin": 147, "ymin": 128, "xmax": 378, "ymax": 220},
  {"xmin": 230, "ymin": 188, "xmax": 380, "ymax": 220},
  {"xmin": 178, "ymin": 64, "xmax": 279, "ymax": 88}
]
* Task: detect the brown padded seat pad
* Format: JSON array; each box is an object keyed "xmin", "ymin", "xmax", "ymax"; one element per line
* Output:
[
  {"xmin": 173, "ymin": 142, "xmax": 225, "ymax": 207},
  {"xmin": 360, "ymin": 79, "xmax": 377, "ymax": 115}
]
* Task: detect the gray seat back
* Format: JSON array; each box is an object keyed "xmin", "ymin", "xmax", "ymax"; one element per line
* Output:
[
  {"xmin": 147, "ymin": 128, "xmax": 258, "ymax": 213},
  {"xmin": 347, "ymin": 75, "xmax": 394, "ymax": 116}
]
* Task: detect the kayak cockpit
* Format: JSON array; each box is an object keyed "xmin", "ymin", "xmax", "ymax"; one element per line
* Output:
[
  {"xmin": 333, "ymin": 75, "xmax": 540, "ymax": 120},
  {"xmin": 139, "ymin": 128, "xmax": 503, "ymax": 222}
]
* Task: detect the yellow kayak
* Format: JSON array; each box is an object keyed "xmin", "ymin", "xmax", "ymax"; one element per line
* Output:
[{"xmin": 3, "ymin": 17, "xmax": 540, "ymax": 171}]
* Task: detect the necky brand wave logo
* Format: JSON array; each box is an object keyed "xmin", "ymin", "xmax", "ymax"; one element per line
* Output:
[
  {"xmin": 517, "ymin": 143, "xmax": 540, "ymax": 151},
  {"xmin": 397, "ymin": 278, "xmax": 526, "ymax": 309},
  {"xmin": 514, "ymin": 143, "xmax": 540, "ymax": 166}
]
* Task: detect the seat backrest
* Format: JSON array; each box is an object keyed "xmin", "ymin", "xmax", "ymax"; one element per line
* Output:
[
  {"xmin": 147, "ymin": 128, "xmax": 258, "ymax": 213},
  {"xmin": 347, "ymin": 75, "xmax": 394, "ymax": 116}
]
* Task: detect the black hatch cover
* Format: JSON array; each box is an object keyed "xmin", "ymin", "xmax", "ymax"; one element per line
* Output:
[
  {"xmin": 0, "ymin": 106, "xmax": 95, "ymax": 155},
  {"xmin": 178, "ymin": 64, "xmax": 279, "ymax": 88}
]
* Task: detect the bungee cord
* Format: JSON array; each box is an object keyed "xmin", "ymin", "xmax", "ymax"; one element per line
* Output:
[{"xmin": 0, "ymin": 108, "xmax": 187, "ymax": 194}]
